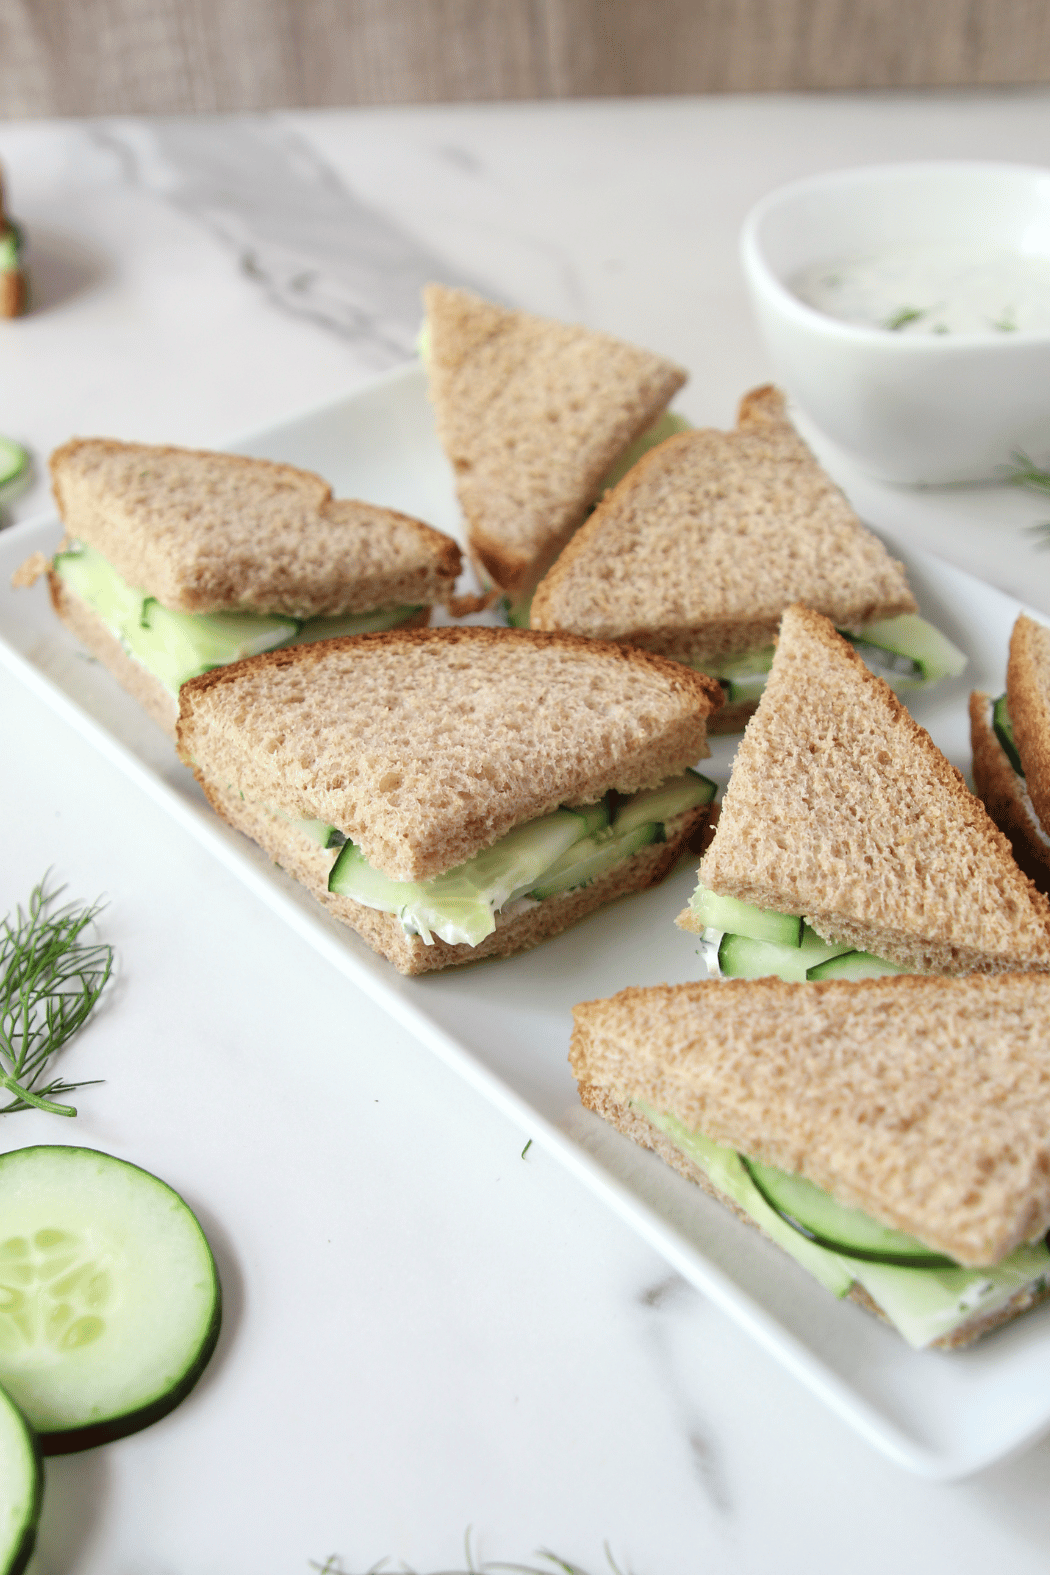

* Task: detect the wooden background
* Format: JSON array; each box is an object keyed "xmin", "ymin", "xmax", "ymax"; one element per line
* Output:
[{"xmin": 3, "ymin": 0, "xmax": 1050, "ymax": 117}]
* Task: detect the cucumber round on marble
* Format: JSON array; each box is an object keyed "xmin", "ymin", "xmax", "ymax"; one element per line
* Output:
[
  {"xmin": 0, "ymin": 1384, "xmax": 41, "ymax": 1575},
  {"xmin": 0, "ymin": 1146, "xmax": 221, "ymax": 1454}
]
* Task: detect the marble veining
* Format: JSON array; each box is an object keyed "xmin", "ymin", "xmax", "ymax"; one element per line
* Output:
[
  {"xmin": 638, "ymin": 1271, "xmax": 734, "ymax": 1517},
  {"xmin": 93, "ymin": 117, "xmax": 487, "ymax": 366}
]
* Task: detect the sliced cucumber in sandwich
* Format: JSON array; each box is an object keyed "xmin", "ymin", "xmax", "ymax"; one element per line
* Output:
[
  {"xmin": 739, "ymin": 1158, "xmax": 955, "ymax": 1267},
  {"xmin": 719, "ymin": 925, "xmax": 854, "ymax": 982},
  {"xmin": 846, "ymin": 613, "xmax": 967, "ymax": 690},
  {"xmin": 52, "ymin": 542, "xmax": 422, "ymax": 696},
  {"xmin": 691, "ymin": 887, "xmax": 803, "ymax": 947},
  {"xmin": 330, "ymin": 808, "xmax": 589, "ymax": 947},
  {"xmin": 330, "ymin": 772, "xmax": 715, "ymax": 947},
  {"xmin": 0, "ymin": 1146, "xmax": 221, "ymax": 1454},
  {"xmin": 806, "ymin": 950, "xmax": 905, "ymax": 981},
  {"xmin": 993, "ymin": 694, "xmax": 1025, "ymax": 776},
  {"xmin": 0, "ymin": 1386, "xmax": 41, "ymax": 1575}
]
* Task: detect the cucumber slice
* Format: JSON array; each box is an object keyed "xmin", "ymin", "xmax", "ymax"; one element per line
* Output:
[
  {"xmin": 993, "ymin": 694, "xmax": 1025, "ymax": 776},
  {"xmin": 0, "ymin": 437, "xmax": 30, "ymax": 507},
  {"xmin": 846, "ymin": 613, "xmax": 967, "ymax": 689},
  {"xmin": 0, "ymin": 1146, "xmax": 221, "ymax": 1454},
  {"xmin": 612, "ymin": 769, "xmax": 715, "ymax": 837},
  {"xmin": 564, "ymin": 797, "xmax": 611, "ymax": 836},
  {"xmin": 0, "ymin": 229, "xmax": 21, "ymax": 273},
  {"xmin": 329, "ymin": 809, "xmax": 588, "ymax": 947},
  {"xmin": 133, "ymin": 599, "xmax": 299, "ymax": 695},
  {"xmin": 0, "ymin": 1385, "xmax": 41, "ymax": 1575},
  {"xmin": 740, "ymin": 1157, "xmax": 956, "ymax": 1267},
  {"xmin": 690, "ymin": 887, "xmax": 802, "ymax": 947},
  {"xmin": 807, "ymin": 950, "xmax": 905, "ymax": 980},
  {"xmin": 527, "ymin": 821, "xmax": 658, "ymax": 900},
  {"xmin": 719, "ymin": 924, "xmax": 854, "ymax": 983}
]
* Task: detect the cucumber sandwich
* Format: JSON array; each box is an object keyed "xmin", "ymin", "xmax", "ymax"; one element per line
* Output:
[
  {"xmin": 680, "ymin": 604, "xmax": 1050, "ymax": 978},
  {"xmin": 530, "ymin": 385, "xmax": 965, "ymax": 731},
  {"xmin": 971, "ymin": 613, "xmax": 1050, "ymax": 894},
  {"xmin": 422, "ymin": 284, "xmax": 687, "ymax": 612},
  {"xmin": 571, "ymin": 974, "xmax": 1050, "ymax": 1348},
  {"xmin": 14, "ymin": 439, "xmax": 463, "ymax": 738},
  {"xmin": 176, "ymin": 626, "xmax": 723, "ymax": 975}
]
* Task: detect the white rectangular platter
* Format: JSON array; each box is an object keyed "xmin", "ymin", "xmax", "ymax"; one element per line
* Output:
[{"xmin": 3, "ymin": 361, "xmax": 1049, "ymax": 1482}]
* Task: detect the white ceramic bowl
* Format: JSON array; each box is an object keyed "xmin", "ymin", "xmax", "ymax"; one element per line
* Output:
[{"xmin": 740, "ymin": 162, "xmax": 1050, "ymax": 483}]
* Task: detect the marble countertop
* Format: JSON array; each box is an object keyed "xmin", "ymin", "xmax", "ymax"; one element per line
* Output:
[{"xmin": 4, "ymin": 93, "xmax": 1050, "ymax": 1574}]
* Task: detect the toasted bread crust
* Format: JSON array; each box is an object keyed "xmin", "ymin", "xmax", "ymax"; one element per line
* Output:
[
  {"xmin": 970, "ymin": 690, "xmax": 1050, "ymax": 893},
  {"xmin": 694, "ymin": 605, "xmax": 1050, "ymax": 974},
  {"xmin": 530, "ymin": 385, "xmax": 916, "ymax": 663},
  {"xmin": 195, "ymin": 779, "xmax": 709, "ymax": 974},
  {"xmin": 578, "ymin": 1082, "xmax": 1050, "ymax": 1350},
  {"xmin": 1008, "ymin": 615, "xmax": 1050, "ymax": 836},
  {"xmin": 177, "ymin": 626, "xmax": 722, "ymax": 882},
  {"xmin": 49, "ymin": 437, "xmax": 462, "ymax": 617}
]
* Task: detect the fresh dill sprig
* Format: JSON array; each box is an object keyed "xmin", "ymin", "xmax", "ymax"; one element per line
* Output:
[
  {"xmin": 308, "ymin": 1536, "xmax": 634, "ymax": 1575},
  {"xmin": 0, "ymin": 877, "xmax": 113, "ymax": 1117},
  {"xmin": 1005, "ymin": 451, "xmax": 1050, "ymax": 546}
]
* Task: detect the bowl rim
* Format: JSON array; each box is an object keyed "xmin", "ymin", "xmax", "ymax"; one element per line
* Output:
[{"xmin": 740, "ymin": 159, "xmax": 1050, "ymax": 352}]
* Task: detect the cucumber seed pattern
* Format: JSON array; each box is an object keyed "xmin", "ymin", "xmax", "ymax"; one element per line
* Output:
[{"xmin": 0, "ymin": 1229, "xmax": 112, "ymax": 1355}]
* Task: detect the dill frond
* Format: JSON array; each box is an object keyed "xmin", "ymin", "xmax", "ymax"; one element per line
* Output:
[{"xmin": 0, "ymin": 876, "xmax": 113, "ymax": 1116}]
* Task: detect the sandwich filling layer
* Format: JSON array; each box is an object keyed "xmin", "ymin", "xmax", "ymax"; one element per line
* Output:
[
  {"xmin": 633, "ymin": 1100, "xmax": 1050, "ymax": 1348},
  {"xmin": 693, "ymin": 613, "xmax": 965, "ymax": 704},
  {"xmin": 986, "ymin": 693, "xmax": 1050, "ymax": 850},
  {"xmin": 324, "ymin": 771, "xmax": 715, "ymax": 946},
  {"xmin": 689, "ymin": 887, "xmax": 905, "ymax": 982},
  {"xmin": 52, "ymin": 542, "xmax": 422, "ymax": 697}
]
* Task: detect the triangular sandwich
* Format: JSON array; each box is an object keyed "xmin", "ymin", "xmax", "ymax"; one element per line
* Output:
[
  {"xmin": 571, "ymin": 974, "xmax": 1050, "ymax": 1348},
  {"xmin": 423, "ymin": 284, "xmax": 686, "ymax": 601},
  {"xmin": 680, "ymin": 604, "xmax": 1050, "ymax": 977},
  {"xmin": 972, "ymin": 614, "xmax": 1050, "ymax": 891},
  {"xmin": 531, "ymin": 386, "xmax": 964, "ymax": 732},
  {"xmin": 176, "ymin": 626, "xmax": 723, "ymax": 975},
  {"xmin": 16, "ymin": 439, "xmax": 462, "ymax": 738}
]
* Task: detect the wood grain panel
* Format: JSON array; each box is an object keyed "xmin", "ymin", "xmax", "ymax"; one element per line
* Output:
[{"xmin": 3, "ymin": 0, "xmax": 1050, "ymax": 119}]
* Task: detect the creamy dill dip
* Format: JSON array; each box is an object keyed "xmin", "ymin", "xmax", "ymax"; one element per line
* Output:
[{"xmin": 791, "ymin": 245, "xmax": 1050, "ymax": 336}]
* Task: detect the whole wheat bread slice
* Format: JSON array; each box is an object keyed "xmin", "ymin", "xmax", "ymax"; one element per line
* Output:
[
  {"xmin": 1008, "ymin": 614, "xmax": 1050, "ymax": 837},
  {"xmin": 49, "ymin": 438, "xmax": 462, "ymax": 617},
  {"xmin": 423, "ymin": 284, "xmax": 686, "ymax": 596},
  {"xmin": 684, "ymin": 605, "xmax": 1050, "ymax": 974},
  {"xmin": 177, "ymin": 625, "xmax": 722, "ymax": 883},
  {"xmin": 571, "ymin": 974, "xmax": 1050, "ymax": 1268},
  {"xmin": 530, "ymin": 384, "xmax": 916, "ymax": 672},
  {"xmin": 970, "ymin": 689, "xmax": 1050, "ymax": 894}
]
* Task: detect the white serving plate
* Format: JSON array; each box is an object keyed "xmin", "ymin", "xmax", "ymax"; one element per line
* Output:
[{"xmin": 3, "ymin": 361, "xmax": 1049, "ymax": 1482}]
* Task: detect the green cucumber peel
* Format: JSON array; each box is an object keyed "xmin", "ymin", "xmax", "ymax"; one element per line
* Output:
[
  {"xmin": 739, "ymin": 1156, "xmax": 956, "ymax": 1268},
  {"xmin": 806, "ymin": 950, "xmax": 905, "ymax": 981},
  {"xmin": 718, "ymin": 924, "xmax": 854, "ymax": 983},
  {"xmin": 0, "ymin": 1384, "xmax": 41, "ymax": 1575},
  {"xmin": 993, "ymin": 694, "xmax": 1025, "ymax": 776}
]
